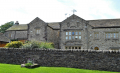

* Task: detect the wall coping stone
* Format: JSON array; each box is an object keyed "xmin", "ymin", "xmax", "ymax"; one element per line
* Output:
[{"xmin": 0, "ymin": 48, "xmax": 120, "ymax": 53}]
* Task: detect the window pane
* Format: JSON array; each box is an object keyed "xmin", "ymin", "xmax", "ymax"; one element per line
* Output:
[
  {"xmin": 108, "ymin": 33, "xmax": 110, "ymax": 38},
  {"xmin": 79, "ymin": 32, "xmax": 81, "ymax": 35},
  {"xmin": 72, "ymin": 36, "xmax": 74, "ymax": 40},
  {"xmin": 114, "ymin": 33, "xmax": 116, "ymax": 38},
  {"xmin": 79, "ymin": 36, "xmax": 81, "ymax": 39},
  {"xmin": 66, "ymin": 36, "xmax": 68, "ymax": 40},
  {"xmin": 69, "ymin": 32, "xmax": 71, "ymax": 35},
  {"xmin": 69, "ymin": 36, "xmax": 71, "ymax": 40},
  {"xmin": 66, "ymin": 32, "xmax": 68, "ymax": 35},
  {"xmin": 75, "ymin": 32, "xmax": 78, "ymax": 35},
  {"xmin": 38, "ymin": 30, "xmax": 40, "ymax": 34},
  {"xmin": 72, "ymin": 32, "xmax": 74, "ymax": 35},
  {"xmin": 75, "ymin": 36, "xmax": 78, "ymax": 39},
  {"xmin": 97, "ymin": 34, "xmax": 98, "ymax": 38},
  {"xmin": 36, "ymin": 29, "xmax": 40, "ymax": 34},
  {"xmin": 95, "ymin": 34, "xmax": 96, "ymax": 38}
]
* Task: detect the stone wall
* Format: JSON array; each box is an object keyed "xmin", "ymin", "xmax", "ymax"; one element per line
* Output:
[
  {"xmin": 47, "ymin": 26, "xmax": 60, "ymax": 49},
  {"xmin": 0, "ymin": 48, "xmax": 120, "ymax": 72}
]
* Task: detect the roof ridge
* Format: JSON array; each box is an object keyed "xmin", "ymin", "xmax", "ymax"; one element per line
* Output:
[
  {"xmin": 87, "ymin": 18, "xmax": 120, "ymax": 21},
  {"xmin": 48, "ymin": 22, "xmax": 60, "ymax": 23}
]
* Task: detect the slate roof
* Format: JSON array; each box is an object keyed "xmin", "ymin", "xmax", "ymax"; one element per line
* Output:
[
  {"xmin": 14, "ymin": 31, "xmax": 28, "ymax": 40},
  {"xmin": 0, "ymin": 33, "xmax": 10, "ymax": 42},
  {"xmin": 88, "ymin": 19, "xmax": 120, "ymax": 27},
  {"xmin": 48, "ymin": 22, "xmax": 60, "ymax": 29},
  {"xmin": 6, "ymin": 24, "xmax": 28, "ymax": 31}
]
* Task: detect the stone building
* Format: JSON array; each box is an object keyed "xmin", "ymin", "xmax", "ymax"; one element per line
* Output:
[
  {"xmin": 4, "ymin": 14, "xmax": 120, "ymax": 50},
  {"xmin": 0, "ymin": 33, "xmax": 10, "ymax": 47}
]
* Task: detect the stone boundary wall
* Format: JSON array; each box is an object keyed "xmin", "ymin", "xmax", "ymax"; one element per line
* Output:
[{"xmin": 0, "ymin": 48, "xmax": 120, "ymax": 72}]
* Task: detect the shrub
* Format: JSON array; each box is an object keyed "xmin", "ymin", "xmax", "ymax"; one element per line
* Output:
[
  {"xmin": 25, "ymin": 63, "xmax": 33, "ymax": 67},
  {"xmin": 5, "ymin": 41, "xmax": 23, "ymax": 48},
  {"xmin": 21, "ymin": 41, "xmax": 54, "ymax": 49},
  {"xmin": 40, "ymin": 42, "xmax": 54, "ymax": 49},
  {"xmin": 21, "ymin": 41, "xmax": 40, "ymax": 49}
]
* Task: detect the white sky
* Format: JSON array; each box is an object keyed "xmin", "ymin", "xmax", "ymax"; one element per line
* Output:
[{"xmin": 0, "ymin": 0, "xmax": 120, "ymax": 25}]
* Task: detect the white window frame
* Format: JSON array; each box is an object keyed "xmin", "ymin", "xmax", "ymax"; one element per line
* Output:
[
  {"xmin": 94, "ymin": 32, "xmax": 99, "ymax": 39},
  {"xmin": 105, "ymin": 32, "xmax": 119, "ymax": 39},
  {"xmin": 36, "ymin": 29, "xmax": 40, "ymax": 34},
  {"xmin": 66, "ymin": 31, "xmax": 81, "ymax": 40}
]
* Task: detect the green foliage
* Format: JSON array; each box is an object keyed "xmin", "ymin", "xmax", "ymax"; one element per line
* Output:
[
  {"xmin": 27, "ymin": 59, "xmax": 33, "ymax": 64},
  {"xmin": 21, "ymin": 41, "xmax": 40, "ymax": 49},
  {"xmin": 21, "ymin": 41, "xmax": 54, "ymax": 49},
  {"xmin": 5, "ymin": 41, "xmax": 23, "ymax": 48},
  {"xmin": 0, "ymin": 21, "xmax": 14, "ymax": 33},
  {"xmin": 25, "ymin": 63, "xmax": 33, "ymax": 67},
  {"xmin": 0, "ymin": 63, "xmax": 118, "ymax": 73},
  {"xmin": 39, "ymin": 42, "xmax": 54, "ymax": 49}
]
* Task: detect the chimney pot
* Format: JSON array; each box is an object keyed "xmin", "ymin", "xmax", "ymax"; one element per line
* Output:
[{"xmin": 15, "ymin": 21, "xmax": 19, "ymax": 25}]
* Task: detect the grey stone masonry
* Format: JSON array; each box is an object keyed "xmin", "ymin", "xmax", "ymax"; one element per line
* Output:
[
  {"xmin": 0, "ymin": 48, "xmax": 120, "ymax": 72},
  {"xmin": 28, "ymin": 17, "xmax": 47, "ymax": 42},
  {"xmin": 59, "ymin": 14, "xmax": 89, "ymax": 49}
]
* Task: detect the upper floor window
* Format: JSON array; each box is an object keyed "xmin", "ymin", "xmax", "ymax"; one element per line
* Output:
[
  {"xmin": 79, "ymin": 32, "xmax": 81, "ymax": 35},
  {"xmin": 105, "ymin": 32, "xmax": 119, "ymax": 39},
  {"xmin": 94, "ymin": 32, "xmax": 99, "ymax": 39},
  {"xmin": 72, "ymin": 32, "xmax": 74, "ymax": 35},
  {"xmin": 36, "ymin": 29, "xmax": 40, "ymax": 34},
  {"xmin": 75, "ymin": 32, "xmax": 78, "ymax": 35},
  {"xmin": 69, "ymin": 32, "xmax": 71, "ymax": 35},
  {"xmin": 66, "ymin": 31, "xmax": 81, "ymax": 40},
  {"xmin": 108, "ymin": 33, "xmax": 110, "ymax": 38},
  {"xmin": 66, "ymin": 32, "xmax": 68, "ymax": 35}
]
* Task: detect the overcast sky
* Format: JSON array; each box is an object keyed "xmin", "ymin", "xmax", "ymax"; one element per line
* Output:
[{"xmin": 0, "ymin": 0, "xmax": 120, "ymax": 25}]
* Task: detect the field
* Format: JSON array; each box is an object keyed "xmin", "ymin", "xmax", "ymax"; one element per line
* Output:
[{"xmin": 0, "ymin": 63, "xmax": 119, "ymax": 73}]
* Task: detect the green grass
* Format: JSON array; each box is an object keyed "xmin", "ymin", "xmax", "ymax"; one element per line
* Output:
[{"xmin": 0, "ymin": 63, "xmax": 119, "ymax": 73}]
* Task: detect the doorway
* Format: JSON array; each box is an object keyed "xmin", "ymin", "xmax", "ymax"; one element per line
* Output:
[{"xmin": 94, "ymin": 47, "xmax": 99, "ymax": 50}]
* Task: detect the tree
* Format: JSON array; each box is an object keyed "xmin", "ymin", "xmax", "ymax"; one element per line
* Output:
[{"xmin": 0, "ymin": 21, "xmax": 14, "ymax": 33}]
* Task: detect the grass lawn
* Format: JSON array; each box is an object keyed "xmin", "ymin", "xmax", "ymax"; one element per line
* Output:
[{"xmin": 0, "ymin": 63, "xmax": 119, "ymax": 73}]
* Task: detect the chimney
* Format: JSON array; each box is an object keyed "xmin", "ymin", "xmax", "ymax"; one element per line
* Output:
[{"xmin": 15, "ymin": 21, "xmax": 19, "ymax": 25}]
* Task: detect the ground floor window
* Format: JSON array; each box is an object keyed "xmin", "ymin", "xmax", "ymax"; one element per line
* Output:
[
  {"xmin": 111, "ymin": 49, "xmax": 119, "ymax": 51},
  {"xmin": 65, "ymin": 46, "xmax": 81, "ymax": 49}
]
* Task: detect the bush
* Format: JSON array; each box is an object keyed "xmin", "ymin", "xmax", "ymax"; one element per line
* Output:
[
  {"xmin": 21, "ymin": 41, "xmax": 54, "ymax": 49},
  {"xmin": 25, "ymin": 63, "xmax": 33, "ymax": 67},
  {"xmin": 5, "ymin": 41, "xmax": 23, "ymax": 48},
  {"xmin": 40, "ymin": 42, "xmax": 54, "ymax": 49},
  {"xmin": 21, "ymin": 41, "xmax": 40, "ymax": 49}
]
